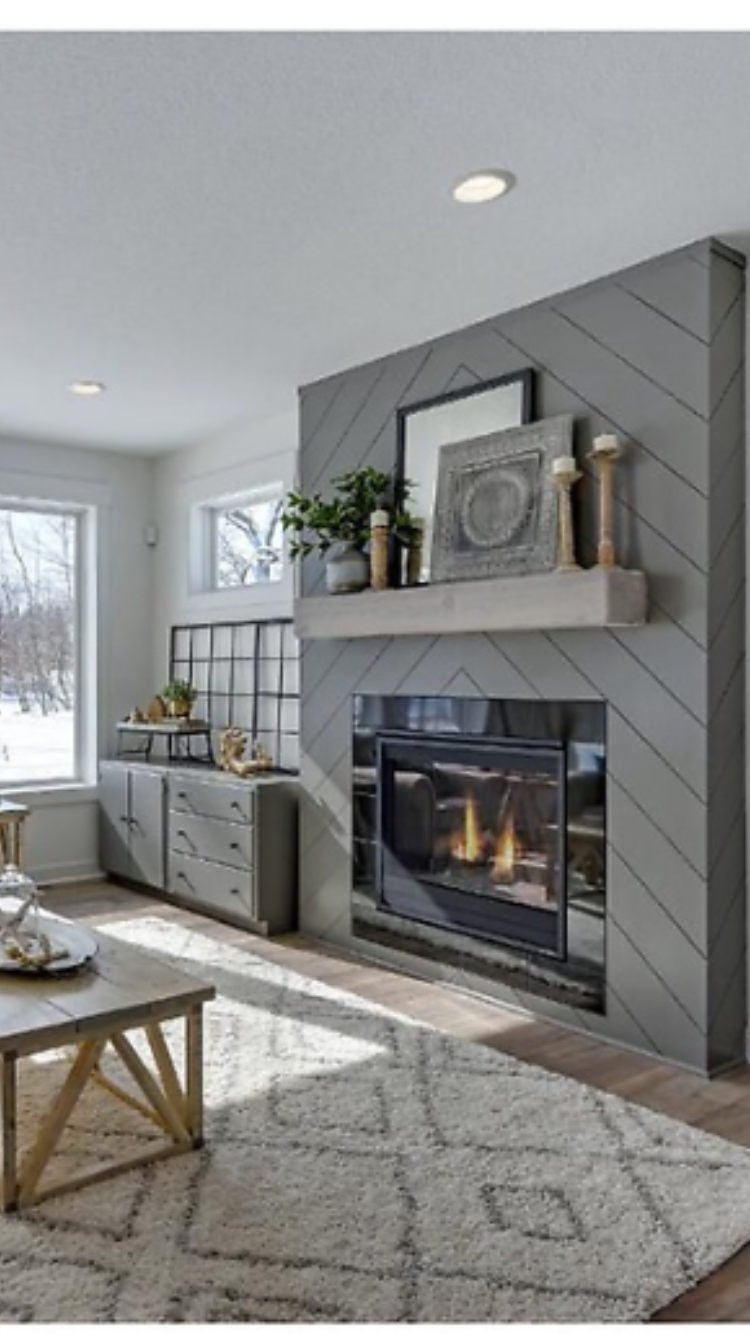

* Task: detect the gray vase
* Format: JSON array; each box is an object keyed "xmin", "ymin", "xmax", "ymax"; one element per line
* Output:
[{"xmin": 325, "ymin": 542, "xmax": 369, "ymax": 594}]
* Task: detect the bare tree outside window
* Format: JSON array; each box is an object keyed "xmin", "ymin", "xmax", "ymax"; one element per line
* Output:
[
  {"xmin": 214, "ymin": 487, "xmax": 284, "ymax": 589},
  {"xmin": 0, "ymin": 507, "xmax": 78, "ymax": 783}
]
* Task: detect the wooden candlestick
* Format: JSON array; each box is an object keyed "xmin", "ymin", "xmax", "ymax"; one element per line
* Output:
[
  {"xmin": 551, "ymin": 469, "xmax": 582, "ymax": 572},
  {"xmin": 589, "ymin": 437, "xmax": 622, "ymax": 568},
  {"xmin": 370, "ymin": 510, "xmax": 390, "ymax": 591}
]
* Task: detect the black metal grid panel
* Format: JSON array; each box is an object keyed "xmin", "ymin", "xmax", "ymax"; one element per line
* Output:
[{"xmin": 169, "ymin": 618, "xmax": 299, "ymax": 773}]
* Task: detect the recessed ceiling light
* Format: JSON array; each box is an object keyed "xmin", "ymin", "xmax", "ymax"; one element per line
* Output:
[
  {"xmin": 452, "ymin": 170, "xmax": 516, "ymax": 204},
  {"xmin": 68, "ymin": 380, "xmax": 106, "ymax": 397}
]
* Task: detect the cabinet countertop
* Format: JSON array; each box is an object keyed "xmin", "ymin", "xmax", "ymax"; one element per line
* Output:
[{"xmin": 99, "ymin": 759, "xmax": 299, "ymax": 788}]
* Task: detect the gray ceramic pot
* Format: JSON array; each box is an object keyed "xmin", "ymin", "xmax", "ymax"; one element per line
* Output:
[{"xmin": 325, "ymin": 542, "xmax": 369, "ymax": 594}]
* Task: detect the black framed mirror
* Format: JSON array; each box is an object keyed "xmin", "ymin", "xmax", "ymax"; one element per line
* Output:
[{"xmin": 395, "ymin": 368, "xmax": 535, "ymax": 585}]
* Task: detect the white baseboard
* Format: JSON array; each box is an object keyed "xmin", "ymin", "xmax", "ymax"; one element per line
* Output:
[{"xmin": 30, "ymin": 861, "xmax": 101, "ymax": 887}]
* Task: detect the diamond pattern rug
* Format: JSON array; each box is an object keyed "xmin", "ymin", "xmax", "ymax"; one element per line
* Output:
[{"xmin": 2, "ymin": 916, "xmax": 750, "ymax": 1322}]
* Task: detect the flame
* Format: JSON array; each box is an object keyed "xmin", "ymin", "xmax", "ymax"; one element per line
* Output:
[
  {"xmin": 491, "ymin": 814, "xmax": 516, "ymax": 882},
  {"xmin": 451, "ymin": 793, "xmax": 485, "ymax": 865}
]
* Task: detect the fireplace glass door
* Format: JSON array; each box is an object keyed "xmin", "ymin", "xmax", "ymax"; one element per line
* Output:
[{"xmin": 376, "ymin": 733, "xmax": 567, "ymax": 958}]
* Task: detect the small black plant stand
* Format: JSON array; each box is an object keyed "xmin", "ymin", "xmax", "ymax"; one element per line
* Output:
[{"xmin": 115, "ymin": 721, "xmax": 214, "ymax": 765}]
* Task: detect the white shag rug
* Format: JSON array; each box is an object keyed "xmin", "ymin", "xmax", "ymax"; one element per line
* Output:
[{"xmin": 1, "ymin": 916, "xmax": 750, "ymax": 1323}]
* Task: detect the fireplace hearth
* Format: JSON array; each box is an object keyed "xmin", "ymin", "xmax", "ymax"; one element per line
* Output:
[{"xmin": 353, "ymin": 696, "xmax": 606, "ymax": 1012}]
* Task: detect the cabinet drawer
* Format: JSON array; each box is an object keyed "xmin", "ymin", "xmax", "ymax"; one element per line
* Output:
[
  {"xmin": 169, "ymin": 850, "xmax": 254, "ymax": 921},
  {"xmin": 168, "ymin": 775, "xmax": 254, "ymax": 825},
  {"xmin": 169, "ymin": 809, "xmax": 253, "ymax": 871}
]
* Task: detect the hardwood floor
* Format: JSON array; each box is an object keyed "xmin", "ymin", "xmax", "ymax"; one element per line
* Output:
[{"xmin": 43, "ymin": 878, "xmax": 750, "ymax": 1322}]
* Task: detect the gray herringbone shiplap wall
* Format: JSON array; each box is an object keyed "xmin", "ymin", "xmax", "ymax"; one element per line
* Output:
[{"xmin": 298, "ymin": 238, "xmax": 746, "ymax": 1074}]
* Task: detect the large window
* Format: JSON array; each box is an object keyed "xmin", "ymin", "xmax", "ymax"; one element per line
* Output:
[
  {"xmin": 0, "ymin": 505, "xmax": 81, "ymax": 785},
  {"xmin": 208, "ymin": 483, "xmax": 285, "ymax": 590}
]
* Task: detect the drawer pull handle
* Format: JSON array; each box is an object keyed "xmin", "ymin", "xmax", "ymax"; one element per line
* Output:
[
  {"xmin": 230, "ymin": 887, "xmax": 240, "ymax": 896},
  {"xmin": 230, "ymin": 801, "xmax": 243, "ymax": 813},
  {"xmin": 230, "ymin": 841, "xmax": 239, "ymax": 851},
  {"xmin": 176, "ymin": 869, "xmax": 195, "ymax": 891}
]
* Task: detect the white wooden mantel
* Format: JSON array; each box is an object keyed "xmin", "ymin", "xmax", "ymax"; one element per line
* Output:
[{"xmin": 294, "ymin": 567, "xmax": 647, "ymax": 640}]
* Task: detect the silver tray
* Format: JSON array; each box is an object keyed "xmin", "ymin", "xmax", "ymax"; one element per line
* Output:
[{"xmin": 0, "ymin": 916, "xmax": 98, "ymax": 975}]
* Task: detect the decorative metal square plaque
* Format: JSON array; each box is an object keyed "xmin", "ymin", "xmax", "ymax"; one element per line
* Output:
[{"xmin": 430, "ymin": 415, "xmax": 574, "ymax": 582}]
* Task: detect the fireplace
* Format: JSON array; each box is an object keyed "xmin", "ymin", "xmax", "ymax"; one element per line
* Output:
[
  {"xmin": 353, "ymin": 696, "xmax": 606, "ymax": 1011},
  {"xmin": 377, "ymin": 733, "xmax": 567, "ymax": 957}
]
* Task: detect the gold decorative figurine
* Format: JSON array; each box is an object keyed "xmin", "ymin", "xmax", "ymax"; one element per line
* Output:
[
  {"xmin": 218, "ymin": 728, "xmax": 258, "ymax": 777},
  {"xmin": 551, "ymin": 455, "xmax": 583, "ymax": 572},
  {"xmin": 589, "ymin": 434, "xmax": 622, "ymax": 568},
  {"xmin": 218, "ymin": 729, "xmax": 275, "ymax": 777},
  {"xmin": 146, "ymin": 695, "xmax": 167, "ymax": 723}
]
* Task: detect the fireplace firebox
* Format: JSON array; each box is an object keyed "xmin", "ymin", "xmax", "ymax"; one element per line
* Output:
[
  {"xmin": 352, "ymin": 696, "xmax": 606, "ymax": 1012},
  {"xmin": 377, "ymin": 734, "xmax": 567, "ymax": 957}
]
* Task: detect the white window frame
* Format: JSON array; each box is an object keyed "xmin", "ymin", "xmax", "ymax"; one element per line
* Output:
[
  {"xmin": 193, "ymin": 481, "xmax": 287, "ymax": 597},
  {"xmin": 0, "ymin": 495, "xmax": 97, "ymax": 793}
]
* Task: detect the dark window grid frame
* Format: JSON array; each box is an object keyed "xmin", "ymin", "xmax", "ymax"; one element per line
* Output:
[{"xmin": 169, "ymin": 617, "xmax": 298, "ymax": 773}]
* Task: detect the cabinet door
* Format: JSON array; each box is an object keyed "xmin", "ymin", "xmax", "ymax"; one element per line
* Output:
[
  {"xmin": 129, "ymin": 769, "xmax": 166, "ymax": 889},
  {"xmin": 99, "ymin": 763, "xmax": 132, "ymax": 880}
]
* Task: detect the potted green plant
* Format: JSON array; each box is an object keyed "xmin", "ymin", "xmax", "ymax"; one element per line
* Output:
[
  {"xmin": 282, "ymin": 466, "xmax": 395, "ymax": 593},
  {"xmin": 161, "ymin": 678, "xmax": 198, "ymax": 719}
]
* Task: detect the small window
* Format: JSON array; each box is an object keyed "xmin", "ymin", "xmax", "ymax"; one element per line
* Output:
[
  {"xmin": 208, "ymin": 483, "xmax": 285, "ymax": 590},
  {"xmin": 0, "ymin": 504, "xmax": 83, "ymax": 785}
]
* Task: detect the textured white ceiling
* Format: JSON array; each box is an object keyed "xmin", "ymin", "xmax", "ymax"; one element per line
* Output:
[{"xmin": 1, "ymin": 30, "xmax": 750, "ymax": 454}]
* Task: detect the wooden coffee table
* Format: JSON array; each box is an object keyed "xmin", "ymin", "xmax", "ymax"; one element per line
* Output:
[{"xmin": 0, "ymin": 920, "xmax": 215, "ymax": 1212}]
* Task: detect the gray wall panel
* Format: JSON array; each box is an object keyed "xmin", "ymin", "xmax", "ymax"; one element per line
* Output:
[
  {"xmin": 298, "ymin": 239, "xmax": 746, "ymax": 1074},
  {"xmin": 611, "ymin": 615, "xmax": 707, "ymax": 722},
  {"xmin": 608, "ymin": 849, "xmax": 708, "ymax": 1026},
  {"xmin": 607, "ymin": 783, "xmax": 706, "ymax": 952},
  {"xmin": 709, "ymin": 516, "xmax": 745, "ymax": 642},
  {"xmin": 708, "ymin": 746, "xmax": 745, "ymax": 873},
  {"xmin": 606, "ymin": 713, "xmax": 707, "ymax": 875},
  {"xmin": 618, "ymin": 246, "xmax": 710, "ymax": 342},
  {"xmin": 710, "ymin": 441, "xmax": 745, "ymax": 563},
  {"xmin": 606, "ymin": 918, "xmax": 706, "ymax": 1070},
  {"xmin": 710, "ymin": 245, "xmax": 745, "ymax": 338},
  {"xmin": 709, "ymin": 365, "xmax": 744, "ymax": 489},
  {"xmin": 499, "ymin": 306, "xmax": 710, "ymax": 498},
  {"xmin": 550, "ymin": 628, "xmax": 708, "ymax": 799},
  {"xmin": 555, "ymin": 281, "xmax": 710, "ymax": 421}
]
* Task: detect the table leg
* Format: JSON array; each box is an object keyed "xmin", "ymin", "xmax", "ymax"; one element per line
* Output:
[
  {"xmin": 18, "ymin": 1038, "xmax": 106, "ymax": 1207},
  {"xmin": 2, "ymin": 1053, "xmax": 18, "ymax": 1212},
  {"xmin": 185, "ymin": 1005, "xmax": 204, "ymax": 1147}
]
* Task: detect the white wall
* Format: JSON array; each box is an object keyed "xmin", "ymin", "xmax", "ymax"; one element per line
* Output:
[
  {"xmin": 151, "ymin": 408, "xmax": 298, "ymax": 682},
  {"xmin": 0, "ymin": 436, "xmax": 156, "ymax": 882},
  {"xmin": 0, "ymin": 409, "xmax": 297, "ymax": 883}
]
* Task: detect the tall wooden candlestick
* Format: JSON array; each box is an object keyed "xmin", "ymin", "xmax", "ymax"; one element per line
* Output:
[
  {"xmin": 589, "ymin": 435, "xmax": 622, "ymax": 568},
  {"xmin": 551, "ymin": 467, "xmax": 583, "ymax": 572},
  {"xmin": 370, "ymin": 509, "xmax": 390, "ymax": 591}
]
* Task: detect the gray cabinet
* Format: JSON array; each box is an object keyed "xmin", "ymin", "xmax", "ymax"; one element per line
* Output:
[
  {"xmin": 99, "ymin": 760, "xmax": 297, "ymax": 935},
  {"xmin": 99, "ymin": 762, "xmax": 166, "ymax": 890},
  {"xmin": 99, "ymin": 762, "xmax": 131, "ymax": 881}
]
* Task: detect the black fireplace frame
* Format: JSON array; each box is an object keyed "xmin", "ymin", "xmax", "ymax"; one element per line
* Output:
[{"xmin": 375, "ymin": 730, "xmax": 568, "ymax": 959}]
